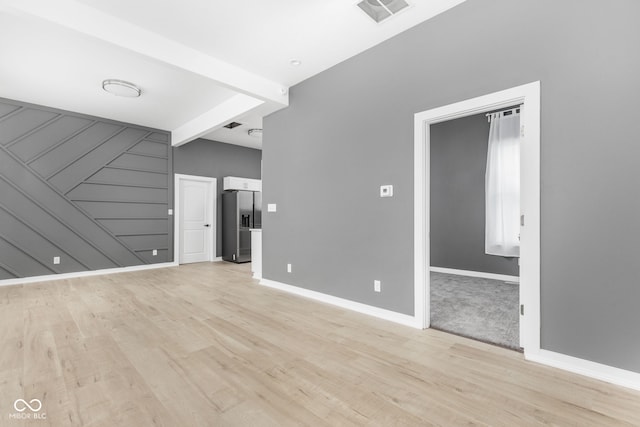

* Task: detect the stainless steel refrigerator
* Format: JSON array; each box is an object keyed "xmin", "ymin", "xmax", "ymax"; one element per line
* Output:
[{"xmin": 222, "ymin": 190, "xmax": 261, "ymax": 263}]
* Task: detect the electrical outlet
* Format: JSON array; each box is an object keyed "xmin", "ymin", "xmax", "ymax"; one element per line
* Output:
[
  {"xmin": 152, "ymin": 249, "xmax": 157, "ymax": 256},
  {"xmin": 168, "ymin": 209, "xmax": 173, "ymax": 215},
  {"xmin": 287, "ymin": 263, "xmax": 292, "ymax": 273},
  {"xmin": 268, "ymin": 204, "xmax": 277, "ymax": 212},
  {"xmin": 53, "ymin": 256, "xmax": 60, "ymax": 265},
  {"xmin": 374, "ymin": 280, "xmax": 381, "ymax": 292}
]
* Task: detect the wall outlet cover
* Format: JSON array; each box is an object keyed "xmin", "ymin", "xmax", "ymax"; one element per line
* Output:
[
  {"xmin": 287, "ymin": 263, "xmax": 292, "ymax": 273},
  {"xmin": 374, "ymin": 280, "xmax": 381, "ymax": 292},
  {"xmin": 53, "ymin": 256, "xmax": 60, "ymax": 265},
  {"xmin": 268, "ymin": 203, "xmax": 277, "ymax": 212},
  {"xmin": 152, "ymin": 249, "xmax": 158, "ymax": 256},
  {"xmin": 380, "ymin": 185, "xmax": 393, "ymax": 197}
]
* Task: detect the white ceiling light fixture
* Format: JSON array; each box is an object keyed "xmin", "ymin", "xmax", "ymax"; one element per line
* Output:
[
  {"xmin": 357, "ymin": 0, "xmax": 409, "ymax": 23},
  {"xmin": 248, "ymin": 128, "xmax": 262, "ymax": 138},
  {"xmin": 102, "ymin": 79, "xmax": 141, "ymax": 97},
  {"xmin": 289, "ymin": 59, "xmax": 302, "ymax": 67}
]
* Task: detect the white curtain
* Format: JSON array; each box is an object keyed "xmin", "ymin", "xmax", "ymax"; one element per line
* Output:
[{"xmin": 485, "ymin": 110, "xmax": 520, "ymax": 257}]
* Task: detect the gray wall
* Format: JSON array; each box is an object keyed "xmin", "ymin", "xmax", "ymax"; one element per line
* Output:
[
  {"xmin": 0, "ymin": 98, "xmax": 172, "ymax": 279},
  {"xmin": 430, "ymin": 113, "xmax": 518, "ymax": 276},
  {"xmin": 263, "ymin": 0, "xmax": 640, "ymax": 373},
  {"xmin": 173, "ymin": 138, "xmax": 262, "ymax": 257}
]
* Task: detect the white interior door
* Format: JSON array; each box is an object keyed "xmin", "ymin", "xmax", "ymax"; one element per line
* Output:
[{"xmin": 179, "ymin": 177, "xmax": 214, "ymax": 264}]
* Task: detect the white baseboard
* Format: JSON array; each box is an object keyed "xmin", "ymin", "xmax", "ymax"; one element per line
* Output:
[
  {"xmin": 0, "ymin": 262, "xmax": 178, "ymax": 287},
  {"xmin": 430, "ymin": 266, "xmax": 519, "ymax": 283},
  {"xmin": 526, "ymin": 349, "xmax": 640, "ymax": 392},
  {"xmin": 213, "ymin": 257, "xmax": 223, "ymax": 262},
  {"xmin": 252, "ymin": 273, "xmax": 261, "ymax": 280},
  {"xmin": 258, "ymin": 276, "xmax": 640, "ymax": 392},
  {"xmin": 259, "ymin": 278, "xmax": 420, "ymax": 328}
]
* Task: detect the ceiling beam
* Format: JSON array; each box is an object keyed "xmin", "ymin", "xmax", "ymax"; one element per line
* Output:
[
  {"xmin": 3, "ymin": 0, "xmax": 289, "ymax": 107},
  {"xmin": 172, "ymin": 94, "xmax": 264, "ymax": 147}
]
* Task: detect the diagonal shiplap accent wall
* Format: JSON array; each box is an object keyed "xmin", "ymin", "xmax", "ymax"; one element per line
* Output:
[{"xmin": 0, "ymin": 98, "xmax": 172, "ymax": 280}]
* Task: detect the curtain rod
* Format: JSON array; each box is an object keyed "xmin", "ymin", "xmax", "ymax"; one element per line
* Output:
[{"xmin": 486, "ymin": 105, "xmax": 523, "ymax": 122}]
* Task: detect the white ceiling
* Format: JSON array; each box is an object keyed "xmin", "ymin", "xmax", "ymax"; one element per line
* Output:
[
  {"xmin": 0, "ymin": 11, "xmax": 237, "ymax": 129},
  {"xmin": 0, "ymin": 0, "xmax": 466, "ymax": 149}
]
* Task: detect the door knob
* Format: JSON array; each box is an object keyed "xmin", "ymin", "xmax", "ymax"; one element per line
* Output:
[{"xmin": 204, "ymin": 224, "xmax": 211, "ymax": 227}]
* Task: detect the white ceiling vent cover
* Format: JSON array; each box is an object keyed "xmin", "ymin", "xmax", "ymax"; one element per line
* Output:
[{"xmin": 357, "ymin": 0, "xmax": 409, "ymax": 23}]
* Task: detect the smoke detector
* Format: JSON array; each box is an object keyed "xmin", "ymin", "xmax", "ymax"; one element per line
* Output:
[{"xmin": 357, "ymin": 0, "xmax": 409, "ymax": 23}]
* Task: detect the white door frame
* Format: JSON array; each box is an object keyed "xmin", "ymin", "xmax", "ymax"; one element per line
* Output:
[
  {"xmin": 174, "ymin": 174, "xmax": 217, "ymax": 264},
  {"xmin": 413, "ymin": 81, "xmax": 541, "ymax": 355}
]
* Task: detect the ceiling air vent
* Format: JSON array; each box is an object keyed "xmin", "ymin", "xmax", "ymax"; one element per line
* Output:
[
  {"xmin": 223, "ymin": 121, "xmax": 242, "ymax": 129},
  {"xmin": 357, "ymin": 0, "xmax": 409, "ymax": 23}
]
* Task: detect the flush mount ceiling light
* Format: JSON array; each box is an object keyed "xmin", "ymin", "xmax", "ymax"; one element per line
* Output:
[
  {"xmin": 248, "ymin": 128, "xmax": 262, "ymax": 138},
  {"xmin": 289, "ymin": 59, "xmax": 302, "ymax": 67},
  {"xmin": 102, "ymin": 79, "xmax": 141, "ymax": 97},
  {"xmin": 357, "ymin": 0, "xmax": 409, "ymax": 23}
]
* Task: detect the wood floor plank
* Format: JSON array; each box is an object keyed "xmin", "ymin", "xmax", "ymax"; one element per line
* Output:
[{"xmin": 1, "ymin": 261, "xmax": 639, "ymax": 426}]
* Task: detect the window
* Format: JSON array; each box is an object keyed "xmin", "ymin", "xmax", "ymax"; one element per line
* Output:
[{"xmin": 485, "ymin": 109, "xmax": 520, "ymax": 257}]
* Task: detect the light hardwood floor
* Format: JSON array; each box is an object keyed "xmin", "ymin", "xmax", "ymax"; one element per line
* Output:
[{"xmin": 1, "ymin": 262, "xmax": 639, "ymax": 426}]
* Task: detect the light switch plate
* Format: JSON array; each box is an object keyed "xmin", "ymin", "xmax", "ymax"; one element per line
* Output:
[
  {"xmin": 380, "ymin": 185, "xmax": 393, "ymax": 197},
  {"xmin": 268, "ymin": 203, "xmax": 277, "ymax": 212}
]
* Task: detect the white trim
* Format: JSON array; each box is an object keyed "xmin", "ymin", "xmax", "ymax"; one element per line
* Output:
[
  {"xmin": 0, "ymin": 262, "xmax": 177, "ymax": 287},
  {"xmin": 414, "ymin": 81, "xmax": 541, "ymax": 353},
  {"xmin": 213, "ymin": 256, "xmax": 223, "ymax": 262},
  {"xmin": 526, "ymin": 349, "xmax": 640, "ymax": 392},
  {"xmin": 259, "ymin": 279, "xmax": 421, "ymax": 328},
  {"xmin": 430, "ymin": 266, "xmax": 519, "ymax": 283},
  {"xmin": 174, "ymin": 174, "xmax": 217, "ymax": 265}
]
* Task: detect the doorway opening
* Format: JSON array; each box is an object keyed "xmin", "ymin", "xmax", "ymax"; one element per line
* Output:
[
  {"xmin": 429, "ymin": 110, "xmax": 521, "ymax": 349},
  {"xmin": 413, "ymin": 82, "xmax": 540, "ymax": 355},
  {"xmin": 174, "ymin": 174, "xmax": 216, "ymax": 264}
]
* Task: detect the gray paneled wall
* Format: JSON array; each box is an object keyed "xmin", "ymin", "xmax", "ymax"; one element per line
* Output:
[
  {"xmin": 263, "ymin": 0, "xmax": 640, "ymax": 373},
  {"xmin": 0, "ymin": 98, "xmax": 172, "ymax": 279},
  {"xmin": 173, "ymin": 138, "xmax": 262, "ymax": 257},
  {"xmin": 430, "ymin": 113, "xmax": 519, "ymax": 276}
]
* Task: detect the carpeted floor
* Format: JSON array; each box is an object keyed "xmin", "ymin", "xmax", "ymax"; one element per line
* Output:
[{"xmin": 430, "ymin": 272, "xmax": 520, "ymax": 350}]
